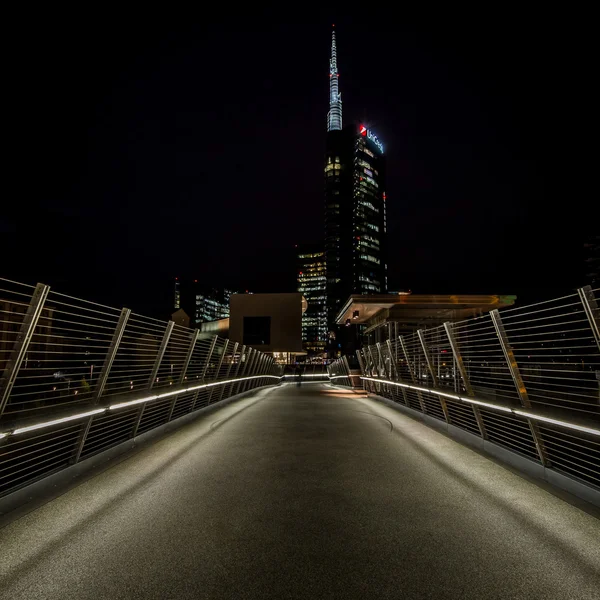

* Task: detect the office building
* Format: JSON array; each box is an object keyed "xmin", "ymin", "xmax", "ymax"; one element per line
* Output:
[
  {"xmin": 324, "ymin": 28, "xmax": 388, "ymax": 343},
  {"xmin": 194, "ymin": 288, "xmax": 233, "ymax": 324},
  {"xmin": 297, "ymin": 245, "xmax": 327, "ymax": 355},
  {"xmin": 172, "ymin": 278, "xmax": 235, "ymax": 326}
]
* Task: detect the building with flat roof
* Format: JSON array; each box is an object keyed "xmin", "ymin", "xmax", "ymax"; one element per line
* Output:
[
  {"xmin": 336, "ymin": 292, "xmax": 516, "ymax": 348},
  {"xmin": 229, "ymin": 293, "xmax": 307, "ymax": 364}
]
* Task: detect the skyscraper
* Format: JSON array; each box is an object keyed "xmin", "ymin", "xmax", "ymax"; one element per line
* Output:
[
  {"xmin": 324, "ymin": 28, "xmax": 388, "ymax": 346},
  {"xmin": 327, "ymin": 25, "xmax": 342, "ymax": 132},
  {"xmin": 296, "ymin": 244, "xmax": 327, "ymax": 355},
  {"xmin": 172, "ymin": 279, "xmax": 234, "ymax": 325}
]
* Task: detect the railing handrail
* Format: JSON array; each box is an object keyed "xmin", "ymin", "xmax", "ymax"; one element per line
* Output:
[
  {"xmin": 353, "ymin": 284, "xmax": 600, "ymax": 494},
  {"xmin": 0, "ymin": 277, "xmax": 282, "ymax": 499}
]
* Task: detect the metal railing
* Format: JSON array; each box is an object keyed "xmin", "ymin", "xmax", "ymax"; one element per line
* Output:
[
  {"xmin": 327, "ymin": 356, "xmax": 362, "ymax": 389},
  {"xmin": 328, "ymin": 357, "xmax": 354, "ymax": 387},
  {"xmin": 0, "ymin": 278, "xmax": 281, "ymax": 499},
  {"xmin": 355, "ymin": 286, "xmax": 600, "ymax": 491},
  {"xmin": 282, "ymin": 364, "xmax": 329, "ymax": 381}
]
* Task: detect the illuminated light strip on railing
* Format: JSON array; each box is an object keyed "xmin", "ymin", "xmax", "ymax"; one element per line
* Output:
[
  {"xmin": 11, "ymin": 409, "xmax": 106, "ymax": 436},
  {"xmin": 0, "ymin": 375, "xmax": 283, "ymax": 439},
  {"xmin": 513, "ymin": 410, "xmax": 600, "ymax": 437},
  {"xmin": 461, "ymin": 397, "xmax": 512, "ymax": 413},
  {"xmin": 283, "ymin": 374, "xmax": 329, "ymax": 378},
  {"xmin": 359, "ymin": 377, "xmax": 600, "ymax": 436},
  {"xmin": 328, "ymin": 375, "xmax": 350, "ymax": 380},
  {"xmin": 109, "ymin": 376, "xmax": 282, "ymax": 410}
]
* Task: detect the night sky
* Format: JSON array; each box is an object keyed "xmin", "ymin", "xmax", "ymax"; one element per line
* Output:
[{"xmin": 3, "ymin": 12, "xmax": 597, "ymax": 317}]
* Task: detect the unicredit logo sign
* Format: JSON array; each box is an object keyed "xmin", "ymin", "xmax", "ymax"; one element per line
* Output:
[{"xmin": 359, "ymin": 124, "xmax": 383, "ymax": 153}]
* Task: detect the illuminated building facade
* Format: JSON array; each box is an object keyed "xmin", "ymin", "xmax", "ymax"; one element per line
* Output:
[
  {"xmin": 297, "ymin": 245, "xmax": 327, "ymax": 354},
  {"xmin": 172, "ymin": 279, "xmax": 234, "ymax": 325},
  {"xmin": 324, "ymin": 124, "xmax": 388, "ymax": 332},
  {"xmin": 323, "ymin": 28, "xmax": 388, "ymax": 348},
  {"xmin": 194, "ymin": 288, "xmax": 233, "ymax": 325}
]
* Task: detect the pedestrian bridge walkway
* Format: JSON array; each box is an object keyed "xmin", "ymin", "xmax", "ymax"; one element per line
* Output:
[{"xmin": 1, "ymin": 383, "xmax": 599, "ymax": 599}]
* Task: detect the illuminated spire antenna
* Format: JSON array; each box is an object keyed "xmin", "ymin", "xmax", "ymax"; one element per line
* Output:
[{"xmin": 327, "ymin": 25, "xmax": 342, "ymax": 131}]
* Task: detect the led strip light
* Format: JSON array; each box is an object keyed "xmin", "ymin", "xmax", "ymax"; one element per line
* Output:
[
  {"xmin": 0, "ymin": 375, "xmax": 283, "ymax": 439},
  {"xmin": 282, "ymin": 374, "xmax": 329, "ymax": 378},
  {"xmin": 359, "ymin": 376, "xmax": 600, "ymax": 437}
]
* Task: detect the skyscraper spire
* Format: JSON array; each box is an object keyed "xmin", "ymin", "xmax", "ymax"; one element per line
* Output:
[{"xmin": 327, "ymin": 25, "xmax": 342, "ymax": 131}]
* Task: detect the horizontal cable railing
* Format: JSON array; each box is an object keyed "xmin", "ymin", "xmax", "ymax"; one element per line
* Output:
[
  {"xmin": 354, "ymin": 285, "xmax": 600, "ymax": 492},
  {"xmin": 327, "ymin": 356, "xmax": 358, "ymax": 387},
  {"xmin": 0, "ymin": 278, "xmax": 282, "ymax": 499}
]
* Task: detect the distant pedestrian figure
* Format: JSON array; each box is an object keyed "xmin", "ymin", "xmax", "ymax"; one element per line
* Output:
[{"xmin": 295, "ymin": 364, "xmax": 303, "ymax": 387}]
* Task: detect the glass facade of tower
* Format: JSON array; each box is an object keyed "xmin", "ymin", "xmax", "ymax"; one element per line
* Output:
[
  {"xmin": 325, "ymin": 123, "xmax": 387, "ymax": 332},
  {"xmin": 194, "ymin": 288, "xmax": 233, "ymax": 325},
  {"xmin": 297, "ymin": 245, "xmax": 327, "ymax": 354}
]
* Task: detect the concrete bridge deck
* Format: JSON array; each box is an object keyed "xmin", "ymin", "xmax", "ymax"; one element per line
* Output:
[{"xmin": 1, "ymin": 383, "xmax": 599, "ymax": 599}]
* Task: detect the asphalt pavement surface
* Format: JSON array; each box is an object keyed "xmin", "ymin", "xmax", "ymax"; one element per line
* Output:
[{"xmin": 1, "ymin": 383, "xmax": 599, "ymax": 599}]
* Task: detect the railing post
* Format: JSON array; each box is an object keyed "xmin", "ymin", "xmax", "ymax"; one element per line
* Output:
[
  {"xmin": 256, "ymin": 354, "xmax": 265, "ymax": 387},
  {"xmin": 342, "ymin": 355, "xmax": 351, "ymax": 387},
  {"xmin": 385, "ymin": 339, "xmax": 399, "ymax": 380},
  {"xmin": 375, "ymin": 342, "xmax": 384, "ymax": 375},
  {"xmin": 133, "ymin": 320, "xmax": 175, "ymax": 437},
  {"xmin": 260, "ymin": 354, "xmax": 270, "ymax": 386},
  {"xmin": 578, "ymin": 285, "xmax": 600, "ymax": 352},
  {"xmin": 202, "ymin": 336, "xmax": 219, "ymax": 381},
  {"xmin": 386, "ymin": 339, "xmax": 407, "ymax": 404},
  {"xmin": 375, "ymin": 342, "xmax": 388, "ymax": 394},
  {"xmin": 73, "ymin": 307, "xmax": 131, "ymax": 463},
  {"xmin": 191, "ymin": 335, "xmax": 219, "ymax": 410},
  {"xmin": 167, "ymin": 328, "xmax": 199, "ymax": 421},
  {"xmin": 400, "ymin": 336, "xmax": 426, "ymax": 412},
  {"xmin": 231, "ymin": 345, "xmax": 247, "ymax": 396},
  {"xmin": 490, "ymin": 309, "xmax": 549, "ymax": 466},
  {"xmin": 179, "ymin": 329, "xmax": 200, "ymax": 385},
  {"xmin": 235, "ymin": 347, "xmax": 252, "ymax": 395},
  {"xmin": 443, "ymin": 322, "xmax": 487, "ymax": 438},
  {"xmin": 0, "ymin": 283, "xmax": 50, "ymax": 419},
  {"xmin": 366, "ymin": 346, "xmax": 380, "ymax": 393},
  {"xmin": 249, "ymin": 352, "xmax": 263, "ymax": 390},
  {"xmin": 364, "ymin": 347, "xmax": 375, "ymax": 392},
  {"xmin": 241, "ymin": 349, "xmax": 259, "ymax": 393},
  {"xmin": 361, "ymin": 349, "xmax": 375, "ymax": 392},
  {"xmin": 380, "ymin": 342, "xmax": 391, "ymax": 380},
  {"xmin": 217, "ymin": 341, "xmax": 238, "ymax": 402},
  {"xmin": 418, "ymin": 329, "xmax": 449, "ymax": 423},
  {"xmin": 262, "ymin": 355, "xmax": 272, "ymax": 386},
  {"xmin": 367, "ymin": 346, "xmax": 378, "ymax": 376},
  {"xmin": 247, "ymin": 350, "xmax": 260, "ymax": 391},
  {"xmin": 356, "ymin": 349, "xmax": 366, "ymax": 375},
  {"xmin": 207, "ymin": 339, "xmax": 229, "ymax": 405}
]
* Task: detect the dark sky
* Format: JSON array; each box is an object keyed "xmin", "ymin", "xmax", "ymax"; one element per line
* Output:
[{"xmin": 3, "ymin": 11, "xmax": 597, "ymax": 317}]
